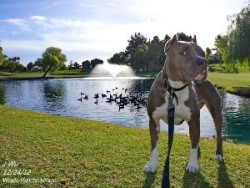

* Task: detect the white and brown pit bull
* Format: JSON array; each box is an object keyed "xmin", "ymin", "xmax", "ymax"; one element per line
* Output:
[{"xmin": 145, "ymin": 34, "xmax": 224, "ymax": 173}]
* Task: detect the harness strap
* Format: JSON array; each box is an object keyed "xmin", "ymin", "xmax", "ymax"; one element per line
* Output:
[
  {"xmin": 161, "ymin": 79, "xmax": 188, "ymax": 188},
  {"xmin": 163, "ymin": 79, "xmax": 188, "ymax": 105},
  {"xmin": 162, "ymin": 95, "xmax": 175, "ymax": 188}
]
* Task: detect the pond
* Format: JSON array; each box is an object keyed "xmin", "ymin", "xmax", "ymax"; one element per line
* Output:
[{"xmin": 0, "ymin": 78, "xmax": 249, "ymax": 144}]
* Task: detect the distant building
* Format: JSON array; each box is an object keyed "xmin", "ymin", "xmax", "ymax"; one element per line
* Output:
[
  {"xmin": 210, "ymin": 48, "xmax": 222, "ymax": 63},
  {"xmin": 32, "ymin": 66, "xmax": 42, "ymax": 72}
]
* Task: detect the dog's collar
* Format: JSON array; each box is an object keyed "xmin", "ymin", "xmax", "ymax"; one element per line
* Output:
[{"xmin": 163, "ymin": 78, "xmax": 188, "ymax": 105}]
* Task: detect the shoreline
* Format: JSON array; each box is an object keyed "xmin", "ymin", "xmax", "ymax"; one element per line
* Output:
[{"xmin": 1, "ymin": 73, "xmax": 249, "ymax": 98}]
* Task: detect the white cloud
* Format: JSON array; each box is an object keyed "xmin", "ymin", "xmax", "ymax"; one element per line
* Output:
[
  {"xmin": 3, "ymin": 18, "xmax": 30, "ymax": 31},
  {"xmin": 30, "ymin": 16, "xmax": 47, "ymax": 21},
  {"xmin": 30, "ymin": 16, "xmax": 47, "ymax": 24}
]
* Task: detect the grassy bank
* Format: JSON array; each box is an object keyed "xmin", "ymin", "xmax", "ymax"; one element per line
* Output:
[
  {"xmin": 1, "ymin": 71, "xmax": 250, "ymax": 97},
  {"xmin": 0, "ymin": 105, "xmax": 250, "ymax": 187},
  {"xmin": 208, "ymin": 72, "xmax": 250, "ymax": 97},
  {"xmin": 0, "ymin": 70, "xmax": 89, "ymax": 80}
]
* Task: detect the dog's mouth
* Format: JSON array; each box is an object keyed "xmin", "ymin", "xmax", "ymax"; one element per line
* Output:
[{"xmin": 194, "ymin": 70, "xmax": 207, "ymax": 82}]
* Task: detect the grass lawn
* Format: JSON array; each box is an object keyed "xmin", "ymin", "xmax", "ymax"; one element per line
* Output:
[
  {"xmin": 208, "ymin": 72, "xmax": 250, "ymax": 97},
  {"xmin": 0, "ymin": 72, "xmax": 44, "ymax": 79},
  {"xmin": 0, "ymin": 70, "xmax": 89, "ymax": 80},
  {"xmin": 0, "ymin": 105, "xmax": 250, "ymax": 187}
]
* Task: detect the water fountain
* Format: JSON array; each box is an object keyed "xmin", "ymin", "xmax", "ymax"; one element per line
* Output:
[{"xmin": 90, "ymin": 62, "xmax": 135, "ymax": 77}]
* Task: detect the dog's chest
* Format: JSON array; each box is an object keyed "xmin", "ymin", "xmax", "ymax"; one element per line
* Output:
[{"xmin": 152, "ymin": 87, "xmax": 191, "ymax": 125}]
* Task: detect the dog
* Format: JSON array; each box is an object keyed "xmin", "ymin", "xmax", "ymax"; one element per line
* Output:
[{"xmin": 144, "ymin": 34, "xmax": 224, "ymax": 173}]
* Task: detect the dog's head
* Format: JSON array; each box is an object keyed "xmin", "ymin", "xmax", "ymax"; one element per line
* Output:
[{"xmin": 163, "ymin": 34, "xmax": 207, "ymax": 83}]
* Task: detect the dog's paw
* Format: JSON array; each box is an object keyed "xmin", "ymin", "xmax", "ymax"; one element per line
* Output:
[
  {"xmin": 144, "ymin": 162, "xmax": 157, "ymax": 173},
  {"xmin": 215, "ymin": 154, "xmax": 224, "ymax": 162},
  {"xmin": 186, "ymin": 162, "xmax": 198, "ymax": 173},
  {"xmin": 186, "ymin": 148, "xmax": 199, "ymax": 173},
  {"xmin": 144, "ymin": 148, "xmax": 159, "ymax": 173}
]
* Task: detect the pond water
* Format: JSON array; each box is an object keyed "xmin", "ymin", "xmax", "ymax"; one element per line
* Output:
[{"xmin": 0, "ymin": 78, "xmax": 249, "ymax": 144}]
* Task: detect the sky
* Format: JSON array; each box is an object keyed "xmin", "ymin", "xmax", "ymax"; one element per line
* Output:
[{"xmin": 0, "ymin": 0, "xmax": 247, "ymax": 65}]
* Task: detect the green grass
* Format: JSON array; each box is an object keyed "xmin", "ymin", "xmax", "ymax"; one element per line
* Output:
[
  {"xmin": 208, "ymin": 72, "xmax": 250, "ymax": 97},
  {"xmin": 0, "ymin": 105, "xmax": 250, "ymax": 187},
  {"xmin": 0, "ymin": 72, "xmax": 15, "ymax": 77},
  {"xmin": 0, "ymin": 69, "xmax": 90, "ymax": 80},
  {"xmin": 50, "ymin": 69, "xmax": 89, "ymax": 77}
]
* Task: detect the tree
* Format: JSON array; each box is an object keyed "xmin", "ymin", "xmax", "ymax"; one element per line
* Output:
[
  {"xmin": 90, "ymin": 58, "xmax": 103, "ymax": 69},
  {"xmin": 0, "ymin": 47, "xmax": 4, "ymax": 66},
  {"xmin": 41, "ymin": 47, "xmax": 67, "ymax": 77},
  {"xmin": 132, "ymin": 44, "xmax": 149, "ymax": 72},
  {"xmin": 125, "ymin": 32, "xmax": 147, "ymax": 61},
  {"xmin": 177, "ymin": 32, "xmax": 192, "ymax": 41},
  {"xmin": 205, "ymin": 47, "xmax": 212, "ymax": 61},
  {"xmin": 82, "ymin": 60, "xmax": 91, "ymax": 71},
  {"xmin": 34, "ymin": 58, "xmax": 43, "ymax": 67},
  {"xmin": 68, "ymin": 60, "xmax": 74, "ymax": 70},
  {"xmin": 146, "ymin": 36, "xmax": 161, "ymax": 68},
  {"xmin": 158, "ymin": 34, "xmax": 170, "ymax": 65},
  {"xmin": 215, "ymin": 3, "xmax": 250, "ymax": 69},
  {"xmin": 215, "ymin": 34, "xmax": 231, "ymax": 64},
  {"xmin": 27, "ymin": 62, "xmax": 34, "ymax": 72},
  {"xmin": 1, "ymin": 57, "xmax": 25, "ymax": 72},
  {"xmin": 108, "ymin": 52, "xmax": 127, "ymax": 65},
  {"xmin": 125, "ymin": 32, "xmax": 147, "ymax": 70},
  {"xmin": 227, "ymin": 5, "xmax": 250, "ymax": 61},
  {"xmin": 73, "ymin": 62, "xmax": 81, "ymax": 69}
]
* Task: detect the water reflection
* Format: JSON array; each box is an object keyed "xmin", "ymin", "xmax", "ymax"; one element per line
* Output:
[
  {"xmin": 43, "ymin": 81, "xmax": 66, "ymax": 112},
  {"xmin": 222, "ymin": 93, "xmax": 250, "ymax": 143},
  {"xmin": 0, "ymin": 78, "xmax": 249, "ymax": 144},
  {"xmin": 0, "ymin": 84, "xmax": 5, "ymax": 104}
]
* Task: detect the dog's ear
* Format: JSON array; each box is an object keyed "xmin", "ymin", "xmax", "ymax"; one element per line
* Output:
[
  {"xmin": 192, "ymin": 35, "xmax": 197, "ymax": 43},
  {"xmin": 164, "ymin": 34, "xmax": 178, "ymax": 53}
]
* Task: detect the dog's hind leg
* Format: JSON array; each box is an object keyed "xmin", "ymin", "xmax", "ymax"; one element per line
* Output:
[{"xmin": 144, "ymin": 118, "xmax": 160, "ymax": 173}]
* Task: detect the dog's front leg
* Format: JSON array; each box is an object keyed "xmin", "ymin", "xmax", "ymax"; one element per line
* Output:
[
  {"xmin": 186, "ymin": 118, "xmax": 200, "ymax": 173},
  {"xmin": 144, "ymin": 118, "xmax": 160, "ymax": 173}
]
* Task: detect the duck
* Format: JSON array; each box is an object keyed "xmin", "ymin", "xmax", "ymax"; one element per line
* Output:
[
  {"xmin": 94, "ymin": 99, "xmax": 98, "ymax": 105},
  {"xmin": 94, "ymin": 93, "xmax": 99, "ymax": 99},
  {"xmin": 77, "ymin": 97, "xmax": 83, "ymax": 102},
  {"xmin": 101, "ymin": 94, "xmax": 107, "ymax": 98}
]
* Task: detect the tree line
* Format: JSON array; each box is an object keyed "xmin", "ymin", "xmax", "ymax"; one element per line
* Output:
[
  {"xmin": 214, "ymin": 2, "xmax": 250, "ymax": 72},
  {"xmin": 0, "ymin": 32, "xmax": 192, "ymax": 76},
  {"xmin": 1, "ymin": 3, "xmax": 249, "ymax": 75},
  {"xmin": 108, "ymin": 32, "xmax": 197, "ymax": 72},
  {"xmin": 0, "ymin": 47, "xmax": 25, "ymax": 72},
  {"xmin": 0, "ymin": 45, "xmax": 104, "ymax": 77}
]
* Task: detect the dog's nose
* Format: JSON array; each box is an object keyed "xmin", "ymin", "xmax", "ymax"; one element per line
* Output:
[{"xmin": 197, "ymin": 57, "xmax": 207, "ymax": 66}]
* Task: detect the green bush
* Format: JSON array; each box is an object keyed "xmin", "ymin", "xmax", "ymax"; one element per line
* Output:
[
  {"xmin": 235, "ymin": 61, "xmax": 249, "ymax": 73},
  {"xmin": 208, "ymin": 64, "xmax": 226, "ymax": 73},
  {"xmin": 208, "ymin": 60, "xmax": 250, "ymax": 73}
]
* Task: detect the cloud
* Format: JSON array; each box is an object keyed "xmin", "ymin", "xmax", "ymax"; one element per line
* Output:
[
  {"xmin": 30, "ymin": 16, "xmax": 47, "ymax": 23},
  {"xmin": 3, "ymin": 18, "xmax": 30, "ymax": 31}
]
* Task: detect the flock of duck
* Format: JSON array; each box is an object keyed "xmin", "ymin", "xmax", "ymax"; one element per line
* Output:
[{"xmin": 77, "ymin": 87, "xmax": 148, "ymax": 111}]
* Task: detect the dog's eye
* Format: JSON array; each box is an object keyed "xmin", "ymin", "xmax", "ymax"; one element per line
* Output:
[{"xmin": 179, "ymin": 51, "xmax": 186, "ymax": 56}]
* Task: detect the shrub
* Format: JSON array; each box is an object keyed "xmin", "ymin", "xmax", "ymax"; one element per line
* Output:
[
  {"xmin": 208, "ymin": 64, "xmax": 226, "ymax": 73},
  {"xmin": 208, "ymin": 60, "xmax": 249, "ymax": 73}
]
